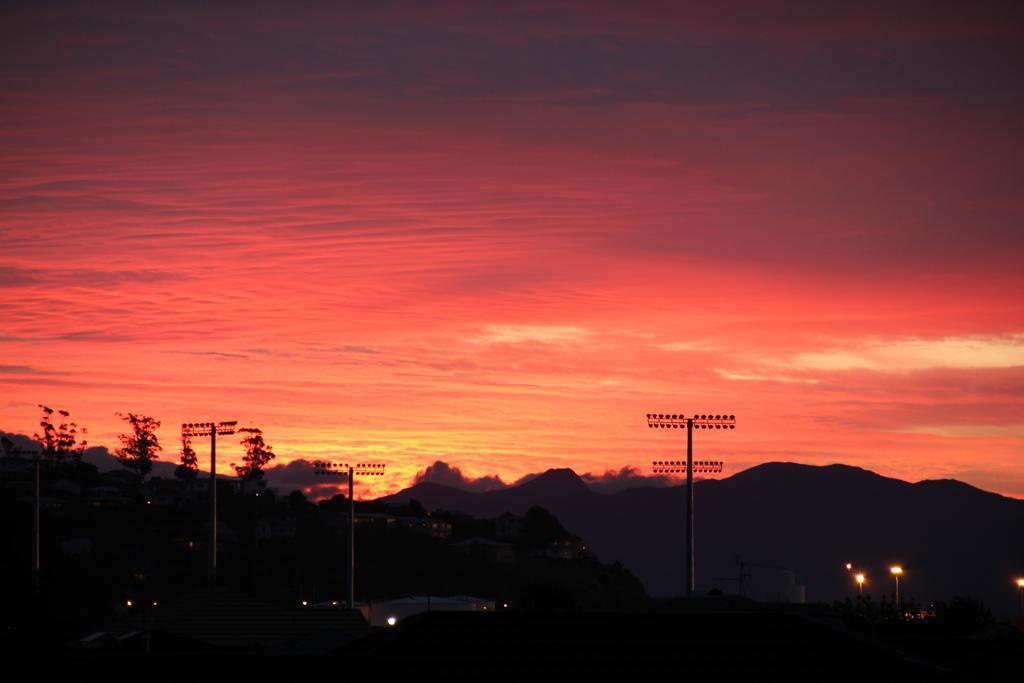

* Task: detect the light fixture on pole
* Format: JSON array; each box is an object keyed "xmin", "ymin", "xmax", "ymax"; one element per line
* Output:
[
  {"xmin": 181, "ymin": 421, "xmax": 238, "ymax": 584},
  {"xmin": 314, "ymin": 460, "xmax": 386, "ymax": 609},
  {"xmin": 890, "ymin": 565, "xmax": 904, "ymax": 606},
  {"xmin": 1016, "ymin": 578, "xmax": 1024, "ymax": 614},
  {"xmin": 646, "ymin": 413, "xmax": 735, "ymax": 596},
  {"xmin": 855, "ymin": 573, "xmax": 866, "ymax": 596}
]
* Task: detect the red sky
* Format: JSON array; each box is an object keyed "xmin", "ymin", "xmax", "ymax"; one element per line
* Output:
[{"xmin": 2, "ymin": 2, "xmax": 1023, "ymax": 498}]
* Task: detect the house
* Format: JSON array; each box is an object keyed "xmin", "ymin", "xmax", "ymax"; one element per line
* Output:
[
  {"xmin": 449, "ymin": 537, "xmax": 515, "ymax": 563},
  {"xmin": 142, "ymin": 478, "xmax": 186, "ymax": 507},
  {"xmin": 101, "ymin": 469, "xmax": 141, "ymax": 489},
  {"xmin": 495, "ymin": 512, "xmax": 526, "ymax": 539},
  {"xmin": 51, "ymin": 478, "xmax": 82, "ymax": 498},
  {"xmin": 545, "ymin": 538, "xmax": 587, "ymax": 560},
  {"xmin": 253, "ymin": 516, "xmax": 297, "ymax": 541},
  {"xmin": 239, "ymin": 478, "xmax": 272, "ymax": 496},
  {"xmin": 84, "ymin": 486, "xmax": 131, "ymax": 508},
  {"xmin": 398, "ymin": 516, "xmax": 453, "ymax": 539}
]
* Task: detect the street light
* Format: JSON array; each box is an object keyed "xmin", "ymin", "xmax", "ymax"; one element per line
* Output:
[
  {"xmin": 1016, "ymin": 577, "xmax": 1024, "ymax": 614},
  {"xmin": 890, "ymin": 566, "xmax": 904, "ymax": 606},
  {"xmin": 314, "ymin": 460, "xmax": 387, "ymax": 609},
  {"xmin": 646, "ymin": 413, "xmax": 735, "ymax": 596},
  {"xmin": 181, "ymin": 421, "xmax": 237, "ymax": 583},
  {"xmin": 855, "ymin": 573, "xmax": 866, "ymax": 596}
]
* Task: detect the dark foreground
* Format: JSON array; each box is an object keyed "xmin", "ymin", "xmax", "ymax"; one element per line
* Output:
[{"xmin": 11, "ymin": 607, "xmax": 1024, "ymax": 681}]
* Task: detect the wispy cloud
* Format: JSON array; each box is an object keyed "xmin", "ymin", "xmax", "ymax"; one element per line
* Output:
[
  {"xmin": 471, "ymin": 324, "xmax": 592, "ymax": 345},
  {"xmin": 789, "ymin": 335, "xmax": 1024, "ymax": 372},
  {"xmin": 715, "ymin": 369, "xmax": 818, "ymax": 384}
]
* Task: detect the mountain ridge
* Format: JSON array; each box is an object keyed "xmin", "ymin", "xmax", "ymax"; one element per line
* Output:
[{"xmin": 382, "ymin": 460, "xmax": 1024, "ymax": 615}]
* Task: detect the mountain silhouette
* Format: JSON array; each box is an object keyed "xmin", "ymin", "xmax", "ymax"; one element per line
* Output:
[{"xmin": 383, "ymin": 462, "xmax": 1024, "ymax": 614}]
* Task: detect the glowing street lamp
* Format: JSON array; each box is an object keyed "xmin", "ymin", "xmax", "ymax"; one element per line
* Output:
[
  {"xmin": 314, "ymin": 460, "xmax": 386, "ymax": 609},
  {"xmin": 181, "ymin": 421, "xmax": 237, "ymax": 583},
  {"xmin": 1016, "ymin": 577, "xmax": 1024, "ymax": 614},
  {"xmin": 855, "ymin": 573, "xmax": 866, "ymax": 595},
  {"xmin": 646, "ymin": 413, "xmax": 735, "ymax": 596},
  {"xmin": 890, "ymin": 565, "xmax": 904, "ymax": 606}
]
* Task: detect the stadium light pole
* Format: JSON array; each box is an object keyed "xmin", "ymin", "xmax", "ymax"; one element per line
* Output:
[
  {"xmin": 890, "ymin": 565, "xmax": 904, "ymax": 607},
  {"xmin": 314, "ymin": 460, "xmax": 386, "ymax": 608},
  {"xmin": 32, "ymin": 450, "xmax": 43, "ymax": 590},
  {"xmin": 647, "ymin": 413, "xmax": 735, "ymax": 596},
  {"xmin": 181, "ymin": 421, "xmax": 238, "ymax": 584}
]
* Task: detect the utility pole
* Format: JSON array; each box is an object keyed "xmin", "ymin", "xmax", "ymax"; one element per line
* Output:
[
  {"xmin": 647, "ymin": 413, "xmax": 735, "ymax": 596},
  {"xmin": 181, "ymin": 421, "xmax": 237, "ymax": 584},
  {"xmin": 314, "ymin": 461, "xmax": 386, "ymax": 608}
]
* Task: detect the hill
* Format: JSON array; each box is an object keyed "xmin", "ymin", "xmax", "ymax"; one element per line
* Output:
[{"xmin": 382, "ymin": 462, "xmax": 1024, "ymax": 614}]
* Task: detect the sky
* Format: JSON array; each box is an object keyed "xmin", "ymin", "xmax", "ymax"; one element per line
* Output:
[{"xmin": 2, "ymin": 1, "xmax": 1023, "ymax": 498}]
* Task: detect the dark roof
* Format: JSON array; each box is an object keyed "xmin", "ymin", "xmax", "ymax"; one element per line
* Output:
[
  {"xmin": 342, "ymin": 610, "xmax": 942, "ymax": 677},
  {"xmin": 94, "ymin": 587, "xmax": 368, "ymax": 652}
]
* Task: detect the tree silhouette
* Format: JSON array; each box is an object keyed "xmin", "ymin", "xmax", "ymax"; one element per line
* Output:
[
  {"xmin": 33, "ymin": 404, "xmax": 88, "ymax": 462},
  {"xmin": 233, "ymin": 427, "xmax": 274, "ymax": 480},
  {"xmin": 115, "ymin": 412, "xmax": 161, "ymax": 479},
  {"xmin": 176, "ymin": 432, "xmax": 199, "ymax": 480}
]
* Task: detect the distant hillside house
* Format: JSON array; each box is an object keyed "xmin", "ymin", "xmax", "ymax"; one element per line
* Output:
[
  {"xmin": 85, "ymin": 485, "xmax": 131, "ymax": 508},
  {"xmin": 449, "ymin": 537, "xmax": 515, "ymax": 563},
  {"xmin": 495, "ymin": 512, "xmax": 526, "ymax": 539},
  {"xmin": 18, "ymin": 493, "xmax": 66, "ymax": 513},
  {"xmin": 339, "ymin": 513, "xmax": 453, "ymax": 539},
  {"xmin": 51, "ymin": 478, "xmax": 82, "ymax": 498},
  {"xmin": 239, "ymin": 478, "xmax": 272, "ymax": 496},
  {"xmin": 545, "ymin": 539, "xmax": 587, "ymax": 561},
  {"xmin": 0, "ymin": 456, "xmax": 33, "ymax": 475},
  {"xmin": 101, "ymin": 470, "xmax": 141, "ymax": 489},
  {"xmin": 253, "ymin": 516, "xmax": 298, "ymax": 541},
  {"xmin": 398, "ymin": 516, "xmax": 453, "ymax": 539}
]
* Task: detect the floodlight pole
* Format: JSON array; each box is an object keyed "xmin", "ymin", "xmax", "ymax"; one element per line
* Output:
[
  {"xmin": 686, "ymin": 418, "xmax": 694, "ymax": 595},
  {"xmin": 647, "ymin": 413, "xmax": 734, "ymax": 597},
  {"xmin": 314, "ymin": 461, "xmax": 386, "ymax": 609},
  {"xmin": 348, "ymin": 465, "xmax": 354, "ymax": 609},
  {"xmin": 33, "ymin": 454, "xmax": 40, "ymax": 589},
  {"xmin": 209, "ymin": 427, "xmax": 217, "ymax": 584},
  {"xmin": 181, "ymin": 421, "xmax": 237, "ymax": 584}
]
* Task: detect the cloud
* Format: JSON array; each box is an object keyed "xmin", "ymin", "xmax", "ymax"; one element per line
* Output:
[
  {"xmin": 787, "ymin": 334, "xmax": 1024, "ymax": 372},
  {"xmin": 0, "ymin": 365, "xmax": 67, "ymax": 376},
  {"xmin": 715, "ymin": 369, "xmax": 819, "ymax": 384},
  {"xmin": 262, "ymin": 459, "xmax": 346, "ymax": 500},
  {"xmin": 895, "ymin": 423, "xmax": 1024, "ymax": 439},
  {"xmin": 658, "ymin": 341, "xmax": 719, "ymax": 352},
  {"xmin": 580, "ymin": 465, "xmax": 678, "ymax": 493},
  {"xmin": 412, "ymin": 460, "xmax": 508, "ymax": 492},
  {"xmin": 471, "ymin": 324, "xmax": 592, "ymax": 345}
]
